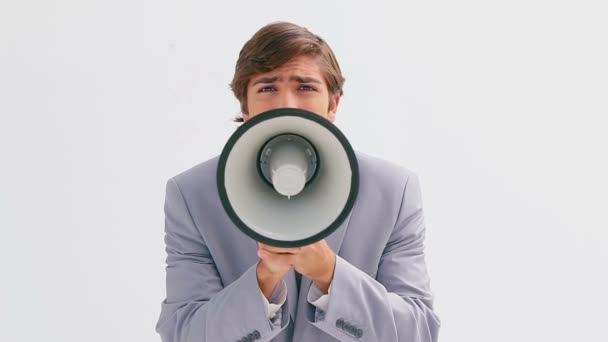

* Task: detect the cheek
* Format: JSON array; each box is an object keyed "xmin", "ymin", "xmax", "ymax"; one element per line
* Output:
[
  {"xmin": 247, "ymin": 97, "xmax": 283, "ymax": 118},
  {"xmin": 310, "ymin": 96, "xmax": 330, "ymax": 113},
  {"xmin": 248, "ymin": 96, "xmax": 272, "ymax": 112},
  {"xmin": 246, "ymin": 93, "xmax": 264, "ymax": 113}
]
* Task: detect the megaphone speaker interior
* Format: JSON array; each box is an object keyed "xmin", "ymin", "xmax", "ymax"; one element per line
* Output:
[{"xmin": 217, "ymin": 107, "xmax": 359, "ymax": 247}]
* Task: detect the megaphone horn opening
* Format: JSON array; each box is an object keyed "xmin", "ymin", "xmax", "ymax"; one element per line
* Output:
[{"xmin": 257, "ymin": 133, "xmax": 320, "ymax": 197}]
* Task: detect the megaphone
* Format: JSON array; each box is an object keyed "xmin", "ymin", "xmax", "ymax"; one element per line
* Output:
[{"xmin": 217, "ymin": 107, "xmax": 359, "ymax": 247}]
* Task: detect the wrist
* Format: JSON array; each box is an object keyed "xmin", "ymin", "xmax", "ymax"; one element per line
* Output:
[
  {"xmin": 312, "ymin": 254, "xmax": 336, "ymax": 294},
  {"xmin": 256, "ymin": 262, "xmax": 283, "ymax": 299}
]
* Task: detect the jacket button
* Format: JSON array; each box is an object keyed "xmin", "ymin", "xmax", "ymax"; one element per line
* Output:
[
  {"xmin": 253, "ymin": 330, "xmax": 261, "ymax": 339},
  {"xmin": 336, "ymin": 318, "xmax": 345, "ymax": 329}
]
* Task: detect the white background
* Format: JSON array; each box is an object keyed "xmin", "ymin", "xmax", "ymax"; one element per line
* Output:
[{"xmin": 2, "ymin": 1, "xmax": 607, "ymax": 341}]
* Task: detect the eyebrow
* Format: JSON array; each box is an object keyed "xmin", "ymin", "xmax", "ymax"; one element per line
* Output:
[{"xmin": 251, "ymin": 75, "xmax": 323, "ymax": 86}]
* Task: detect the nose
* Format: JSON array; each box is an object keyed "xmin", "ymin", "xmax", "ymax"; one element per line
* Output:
[{"xmin": 277, "ymin": 90, "xmax": 299, "ymax": 109}]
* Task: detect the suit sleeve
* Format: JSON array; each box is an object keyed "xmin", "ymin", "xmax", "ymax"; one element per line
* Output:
[
  {"xmin": 308, "ymin": 174, "xmax": 441, "ymax": 341},
  {"xmin": 155, "ymin": 178, "xmax": 291, "ymax": 342}
]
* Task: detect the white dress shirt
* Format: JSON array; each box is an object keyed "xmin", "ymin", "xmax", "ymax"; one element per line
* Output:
[{"xmin": 260, "ymin": 279, "xmax": 332, "ymax": 322}]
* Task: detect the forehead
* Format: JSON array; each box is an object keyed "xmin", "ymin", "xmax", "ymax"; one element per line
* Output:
[{"xmin": 249, "ymin": 55, "xmax": 324, "ymax": 84}]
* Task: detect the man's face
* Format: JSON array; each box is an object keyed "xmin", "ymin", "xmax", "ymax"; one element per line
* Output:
[{"xmin": 244, "ymin": 55, "xmax": 340, "ymax": 122}]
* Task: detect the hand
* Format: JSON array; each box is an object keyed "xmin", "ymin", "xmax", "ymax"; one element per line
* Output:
[
  {"xmin": 256, "ymin": 243, "xmax": 298, "ymax": 299},
  {"xmin": 290, "ymin": 239, "xmax": 336, "ymax": 294},
  {"xmin": 257, "ymin": 240, "xmax": 336, "ymax": 294},
  {"xmin": 257, "ymin": 243, "xmax": 297, "ymax": 276}
]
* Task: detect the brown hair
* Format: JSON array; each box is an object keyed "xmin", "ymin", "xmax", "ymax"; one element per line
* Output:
[{"xmin": 230, "ymin": 22, "xmax": 345, "ymax": 122}]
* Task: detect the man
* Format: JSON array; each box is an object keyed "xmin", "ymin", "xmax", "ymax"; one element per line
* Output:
[{"xmin": 156, "ymin": 22, "xmax": 440, "ymax": 342}]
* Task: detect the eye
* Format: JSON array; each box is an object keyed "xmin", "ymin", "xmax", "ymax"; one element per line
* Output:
[
  {"xmin": 258, "ymin": 86, "xmax": 276, "ymax": 93},
  {"xmin": 299, "ymin": 85, "xmax": 316, "ymax": 91}
]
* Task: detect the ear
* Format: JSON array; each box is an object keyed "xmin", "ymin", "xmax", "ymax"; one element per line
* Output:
[
  {"xmin": 327, "ymin": 94, "xmax": 341, "ymax": 123},
  {"xmin": 241, "ymin": 103, "xmax": 250, "ymax": 122}
]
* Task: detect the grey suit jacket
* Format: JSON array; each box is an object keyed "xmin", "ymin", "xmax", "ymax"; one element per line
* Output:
[{"xmin": 156, "ymin": 151, "xmax": 440, "ymax": 342}]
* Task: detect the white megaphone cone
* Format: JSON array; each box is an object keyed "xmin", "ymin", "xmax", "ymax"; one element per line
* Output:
[{"xmin": 217, "ymin": 107, "xmax": 359, "ymax": 247}]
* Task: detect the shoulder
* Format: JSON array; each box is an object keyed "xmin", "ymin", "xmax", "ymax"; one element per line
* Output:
[
  {"xmin": 355, "ymin": 150, "xmax": 417, "ymax": 192},
  {"xmin": 168, "ymin": 156, "xmax": 220, "ymax": 195}
]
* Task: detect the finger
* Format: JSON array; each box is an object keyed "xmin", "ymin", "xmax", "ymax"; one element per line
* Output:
[
  {"xmin": 259, "ymin": 243, "xmax": 302, "ymax": 254},
  {"xmin": 259, "ymin": 243, "xmax": 293, "ymax": 253},
  {"xmin": 258, "ymin": 249, "xmax": 297, "ymax": 265}
]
